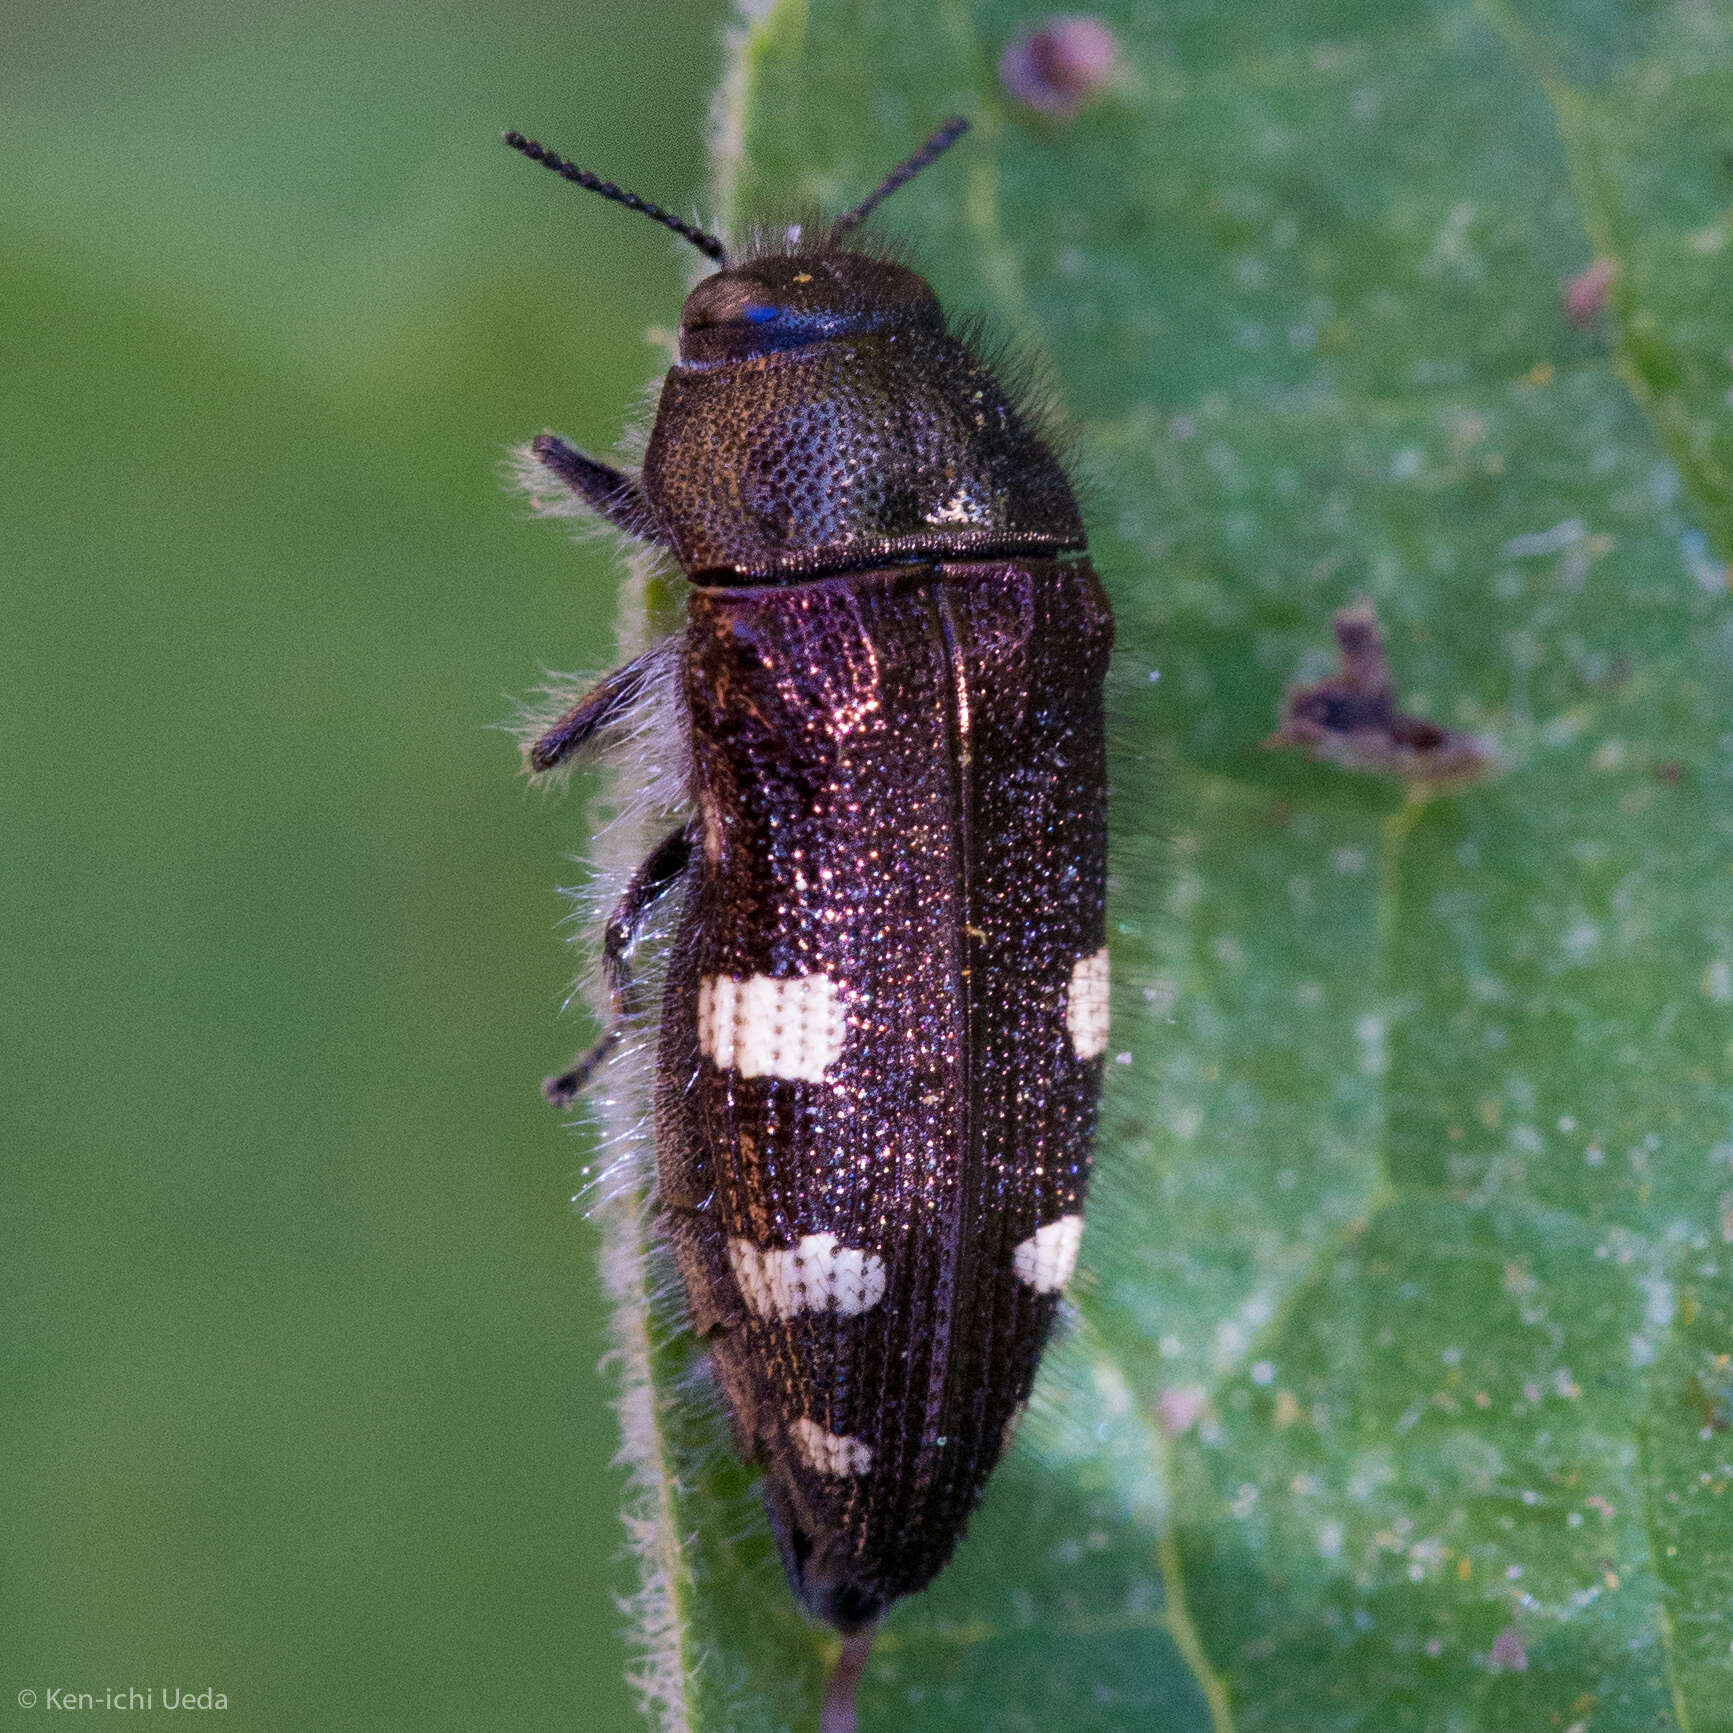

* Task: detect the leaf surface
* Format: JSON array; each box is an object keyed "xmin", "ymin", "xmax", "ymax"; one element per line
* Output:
[{"xmin": 607, "ymin": 2, "xmax": 1733, "ymax": 1726}]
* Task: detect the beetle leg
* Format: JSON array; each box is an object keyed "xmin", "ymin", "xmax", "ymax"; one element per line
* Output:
[
  {"xmin": 540, "ymin": 1031, "xmax": 615, "ymax": 1108},
  {"xmin": 530, "ymin": 433, "xmax": 664, "ymax": 543},
  {"xmin": 526, "ymin": 651, "xmax": 662, "ymax": 772},
  {"xmin": 600, "ymin": 824, "xmax": 697, "ymax": 1012},
  {"xmin": 543, "ymin": 822, "xmax": 697, "ymax": 1106}
]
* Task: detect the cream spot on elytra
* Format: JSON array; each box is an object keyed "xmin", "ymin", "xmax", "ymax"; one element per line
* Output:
[
  {"xmin": 1065, "ymin": 947, "xmax": 1110, "ymax": 1059},
  {"xmin": 1012, "ymin": 1214, "xmax": 1084, "ymax": 1294},
  {"xmin": 792, "ymin": 1417, "xmax": 873, "ymax": 1476},
  {"xmin": 728, "ymin": 1233, "xmax": 886, "ymax": 1319},
  {"xmin": 697, "ymin": 972, "xmax": 846, "ymax": 1081}
]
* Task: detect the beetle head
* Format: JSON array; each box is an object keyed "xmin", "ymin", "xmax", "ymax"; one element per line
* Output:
[
  {"xmin": 507, "ymin": 115, "xmax": 1085, "ymax": 579},
  {"xmin": 676, "ymin": 250, "xmax": 942, "ymax": 367}
]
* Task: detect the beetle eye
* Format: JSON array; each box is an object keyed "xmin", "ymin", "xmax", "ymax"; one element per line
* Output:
[{"xmin": 679, "ymin": 277, "xmax": 800, "ymax": 343}]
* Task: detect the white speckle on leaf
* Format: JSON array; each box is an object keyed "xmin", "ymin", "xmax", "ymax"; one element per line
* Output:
[
  {"xmin": 1502, "ymin": 519, "xmax": 1584, "ymax": 558},
  {"xmin": 1091, "ymin": 1360, "xmax": 1134, "ymax": 1418},
  {"xmin": 1425, "ymin": 200, "xmax": 1483, "ymax": 283},
  {"xmin": 1349, "ymin": 1456, "xmax": 1396, "ymax": 1500},
  {"xmin": 1357, "ymin": 1014, "xmax": 1388, "ymax": 1077},
  {"xmin": 1683, "ymin": 529, "xmax": 1728, "ymax": 592},
  {"xmin": 1211, "ymin": 933, "xmax": 1246, "ymax": 968},
  {"xmin": 1168, "ymin": 871, "xmax": 1204, "ymax": 914}
]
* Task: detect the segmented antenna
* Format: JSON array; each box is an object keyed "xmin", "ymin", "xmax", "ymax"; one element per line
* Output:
[
  {"xmin": 503, "ymin": 130, "xmax": 728, "ymax": 263},
  {"xmin": 831, "ymin": 115, "xmax": 970, "ymax": 238}
]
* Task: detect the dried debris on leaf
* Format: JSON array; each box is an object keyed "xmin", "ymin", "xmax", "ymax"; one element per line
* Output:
[{"xmin": 1267, "ymin": 602, "xmax": 1495, "ymax": 786}]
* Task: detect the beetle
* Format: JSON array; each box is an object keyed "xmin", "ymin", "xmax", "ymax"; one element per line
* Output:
[{"xmin": 505, "ymin": 118, "xmax": 1112, "ymax": 1729}]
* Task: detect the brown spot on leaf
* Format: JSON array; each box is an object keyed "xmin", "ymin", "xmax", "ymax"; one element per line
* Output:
[
  {"xmin": 1489, "ymin": 1626, "xmax": 1528, "ymax": 1672},
  {"xmin": 1691, "ymin": 1353, "xmax": 1733, "ymax": 1431},
  {"xmin": 1156, "ymin": 1383, "xmax": 1207, "ymax": 1437},
  {"xmin": 1267, "ymin": 602, "xmax": 1495, "ymax": 785},
  {"xmin": 999, "ymin": 16, "xmax": 1124, "ymax": 118},
  {"xmin": 1563, "ymin": 257, "xmax": 1618, "ymax": 326}
]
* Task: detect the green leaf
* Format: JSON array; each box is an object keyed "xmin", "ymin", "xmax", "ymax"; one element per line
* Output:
[{"xmin": 600, "ymin": 1, "xmax": 1733, "ymax": 1726}]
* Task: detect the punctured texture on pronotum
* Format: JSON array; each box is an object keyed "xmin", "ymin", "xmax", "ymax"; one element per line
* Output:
[{"xmin": 501, "ymin": 118, "xmax": 1112, "ymax": 1715}]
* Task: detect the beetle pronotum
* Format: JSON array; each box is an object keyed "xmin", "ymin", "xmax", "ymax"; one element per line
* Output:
[{"xmin": 505, "ymin": 118, "xmax": 1111, "ymax": 1731}]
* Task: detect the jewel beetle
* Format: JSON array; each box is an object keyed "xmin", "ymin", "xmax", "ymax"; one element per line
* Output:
[{"xmin": 505, "ymin": 118, "xmax": 1112, "ymax": 1728}]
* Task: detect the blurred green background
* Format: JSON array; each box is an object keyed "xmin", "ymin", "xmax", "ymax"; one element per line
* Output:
[{"xmin": 1, "ymin": 2, "xmax": 729, "ymax": 1726}]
